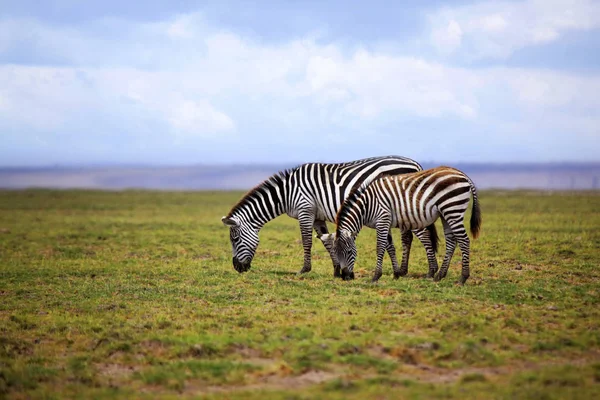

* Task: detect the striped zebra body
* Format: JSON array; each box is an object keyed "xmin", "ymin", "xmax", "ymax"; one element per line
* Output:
[
  {"xmin": 221, "ymin": 156, "xmax": 439, "ymax": 276},
  {"xmin": 332, "ymin": 166, "xmax": 482, "ymax": 284}
]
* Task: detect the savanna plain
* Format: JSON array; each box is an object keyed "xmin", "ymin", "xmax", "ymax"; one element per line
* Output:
[{"xmin": 1, "ymin": 189, "xmax": 599, "ymax": 399}]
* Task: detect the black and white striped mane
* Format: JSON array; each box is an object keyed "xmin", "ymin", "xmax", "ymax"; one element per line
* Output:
[
  {"xmin": 335, "ymin": 170, "xmax": 393, "ymax": 228},
  {"xmin": 335, "ymin": 178, "xmax": 371, "ymax": 230},
  {"xmin": 226, "ymin": 168, "xmax": 294, "ymax": 218}
]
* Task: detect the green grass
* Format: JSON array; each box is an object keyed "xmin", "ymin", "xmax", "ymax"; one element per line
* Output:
[{"xmin": 0, "ymin": 189, "xmax": 599, "ymax": 399}]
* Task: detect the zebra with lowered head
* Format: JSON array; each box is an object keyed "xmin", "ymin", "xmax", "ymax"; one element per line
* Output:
[
  {"xmin": 322, "ymin": 166, "xmax": 481, "ymax": 284},
  {"xmin": 221, "ymin": 156, "xmax": 439, "ymax": 277}
]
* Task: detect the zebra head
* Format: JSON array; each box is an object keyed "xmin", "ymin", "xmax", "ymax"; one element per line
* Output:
[
  {"xmin": 321, "ymin": 230, "xmax": 358, "ymax": 280},
  {"xmin": 222, "ymin": 216, "xmax": 259, "ymax": 273}
]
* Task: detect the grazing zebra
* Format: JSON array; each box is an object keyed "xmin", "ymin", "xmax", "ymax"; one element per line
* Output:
[
  {"xmin": 324, "ymin": 166, "xmax": 481, "ymax": 284},
  {"xmin": 221, "ymin": 156, "xmax": 439, "ymax": 277}
]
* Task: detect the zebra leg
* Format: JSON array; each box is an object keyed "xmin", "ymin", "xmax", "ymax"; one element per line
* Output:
[
  {"xmin": 434, "ymin": 217, "xmax": 457, "ymax": 282},
  {"xmin": 395, "ymin": 230, "xmax": 413, "ymax": 278},
  {"xmin": 414, "ymin": 228, "xmax": 439, "ymax": 278},
  {"xmin": 373, "ymin": 220, "xmax": 391, "ymax": 282},
  {"xmin": 385, "ymin": 231, "xmax": 401, "ymax": 279},
  {"xmin": 314, "ymin": 220, "xmax": 341, "ymax": 277},
  {"xmin": 298, "ymin": 211, "xmax": 315, "ymax": 274},
  {"xmin": 453, "ymin": 227, "xmax": 471, "ymax": 285}
]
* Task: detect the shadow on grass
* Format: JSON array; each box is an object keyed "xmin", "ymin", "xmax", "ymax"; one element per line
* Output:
[
  {"xmin": 263, "ymin": 270, "xmax": 299, "ymax": 276},
  {"xmin": 402, "ymin": 273, "xmax": 434, "ymax": 280}
]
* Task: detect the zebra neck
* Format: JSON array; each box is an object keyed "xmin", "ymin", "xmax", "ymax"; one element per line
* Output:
[
  {"xmin": 339, "ymin": 189, "xmax": 369, "ymax": 234},
  {"xmin": 230, "ymin": 174, "xmax": 289, "ymax": 229},
  {"xmin": 340, "ymin": 205, "xmax": 366, "ymax": 235}
]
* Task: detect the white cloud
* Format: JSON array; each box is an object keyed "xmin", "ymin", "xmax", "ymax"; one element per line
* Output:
[
  {"xmin": 0, "ymin": 6, "xmax": 598, "ymax": 164},
  {"xmin": 0, "ymin": 66, "xmax": 91, "ymax": 131},
  {"xmin": 479, "ymin": 13, "xmax": 508, "ymax": 33},
  {"xmin": 430, "ymin": 19, "xmax": 463, "ymax": 54},
  {"xmin": 306, "ymin": 50, "xmax": 482, "ymax": 120},
  {"xmin": 429, "ymin": 0, "xmax": 600, "ymax": 59},
  {"xmin": 167, "ymin": 100, "xmax": 235, "ymax": 135},
  {"xmin": 165, "ymin": 14, "xmax": 199, "ymax": 39},
  {"xmin": 501, "ymin": 68, "xmax": 600, "ymax": 109},
  {"xmin": 0, "ymin": 65, "xmax": 236, "ymax": 139}
]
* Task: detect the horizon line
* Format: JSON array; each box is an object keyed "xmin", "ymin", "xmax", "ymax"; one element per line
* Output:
[{"xmin": 2, "ymin": 161, "xmax": 600, "ymax": 170}]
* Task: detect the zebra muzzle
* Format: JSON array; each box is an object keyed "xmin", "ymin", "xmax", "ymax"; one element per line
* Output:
[
  {"xmin": 233, "ymin": 257, "xmax": 251, "ymax": 273},
  {"xmin": 340, "ymin": 269, "xmax": 355, "ymax": 281}
]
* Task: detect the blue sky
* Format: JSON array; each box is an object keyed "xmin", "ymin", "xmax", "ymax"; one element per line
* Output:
[{"xmin": 1, "ymin": 0, "xmax": 599, "ymax": 166}]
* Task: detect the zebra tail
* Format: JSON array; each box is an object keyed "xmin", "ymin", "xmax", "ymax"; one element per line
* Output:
[
  {"xmin": 425, "ymin": 223, "xmax": 439, "ymax": 254},
  {"xmin": 469, "ymin": 183, "xmax": 482, "ymax": 239}
]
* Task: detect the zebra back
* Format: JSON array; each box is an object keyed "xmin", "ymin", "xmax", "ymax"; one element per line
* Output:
[
  {"xmin": 226, "ymin": 156, "xmax": 423, "ymax": 226},
  {"xmin": 336, "ymin": 166, "xmax": 479, "ymax": 239}
]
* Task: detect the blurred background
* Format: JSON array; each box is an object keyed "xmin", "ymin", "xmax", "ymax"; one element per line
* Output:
[{"xmin": 1, "ymin": 0, "xmax": 599, "ymax": 190}]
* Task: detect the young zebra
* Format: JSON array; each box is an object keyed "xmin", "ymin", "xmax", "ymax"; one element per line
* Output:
[
  {"xmin": 221, "ymin": 156, "xmax": 440, "ymax": 277},
  {"xmin": 323, "ymin": 166, "xmax": 481, "ymax": 284}
]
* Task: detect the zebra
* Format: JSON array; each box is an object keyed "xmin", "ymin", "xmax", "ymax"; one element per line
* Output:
[
  {"xmin": 322, "ymin": 166, "xmax": 481, "ymax": 284},
  {"xmin": 221, "ymin": 156, "xmax": 440, "ymax": 277}
]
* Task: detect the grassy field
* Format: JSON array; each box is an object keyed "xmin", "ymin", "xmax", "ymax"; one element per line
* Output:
[{"xmin": 1, "ymin": 189, "xmax": 599, "ymax": 399}]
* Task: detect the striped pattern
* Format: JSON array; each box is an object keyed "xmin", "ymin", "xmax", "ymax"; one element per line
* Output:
[
  {"xmin": 333, "ymin": 166, "xmax": 482, "ymax": 284},
  {"xmin": 221, "ymin": 156, "xmax": 438, "ymax": 276}
]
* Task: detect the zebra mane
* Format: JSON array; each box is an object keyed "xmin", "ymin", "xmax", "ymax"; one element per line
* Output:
[
  {"xmin": 335, "ymin": 176, "xmax": 375, "ymax": 232},
  {"xmin": 226, "ymin": 167, "xmax": 295, "ymax": 218}
]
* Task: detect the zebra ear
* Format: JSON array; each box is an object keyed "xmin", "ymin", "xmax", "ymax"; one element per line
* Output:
[
  {"xmin": 318, "ymin": 233, "xmax": 336, "ymax": 242},
  {"xmin": 340, "ymin": 229, "xmax": 358, "ymax": 239},
  {"xmin": 221, "ymin": 216, "xmax": 239, "ymax": 227}
]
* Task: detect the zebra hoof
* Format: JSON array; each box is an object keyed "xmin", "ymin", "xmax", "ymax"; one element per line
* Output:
[
  {"xmin": 334, "ymin": 267, "xmax": 342, "ymax": 278},
  {"xmin": 298, "ymin": 268, "xmax": 311, "ymax": 274},
  {"xmin": 394, "ymin": 270, "xmax": 408, "ymax": 279},
  {"xmin": 433, "ymin": 273, "xmax": 442, "ymax": 282}
]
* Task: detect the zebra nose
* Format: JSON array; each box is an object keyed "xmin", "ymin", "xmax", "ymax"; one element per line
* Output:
[
  {"xmin": 233, "ymin": 257, "xmax": 250, "ymax": 273},
  {"xmin": 233, "ymin": 257, "xmax": 242, "ymax": 273},
  {"xmin": 341, "ymin": 268, "xmax": 355, "ymax": 280}
]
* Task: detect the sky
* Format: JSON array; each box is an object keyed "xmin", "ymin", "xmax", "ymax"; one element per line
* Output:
[{"xmin": 1, "ymin": 0, "xmax": 599, "ymax": 166}]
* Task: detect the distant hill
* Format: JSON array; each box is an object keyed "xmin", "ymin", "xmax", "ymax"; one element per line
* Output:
[{"xmin": 0, "ymin": 163, "xmax": 599, "ymax": 190}]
